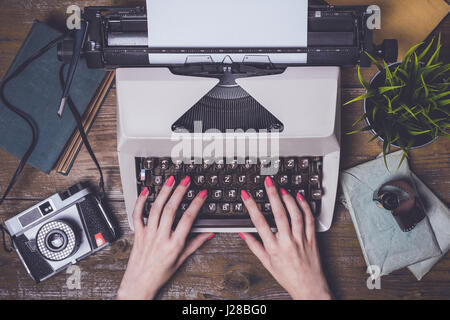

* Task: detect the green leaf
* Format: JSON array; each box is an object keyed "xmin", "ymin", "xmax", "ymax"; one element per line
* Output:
[
  {"xmin": 396, "ymin": 68, "xmax": 410, "ymax": 81},
  {"xmin": 367, "ymin": 133, "xmax": 380, "ymax": 143},
  {"xmin": 378, "ymin": 85, "xmax": 405, "ymax": 94},
  {"xmin": 413, "ymin": 53, "xmax": 419, "ymax": 79},
  {"xmin": 401, "ymin": 42, "xmax": 423, "ymax": 70},
  {"xmin": 432, "ymin": 91, "xmax": 450, "ymax": 100},
  {"xmin": 382, "ymin": 137, "xmax": 390, "ymax": 171},
  {"xmin": 420, "ymin": 63, "xmax": 443, "ymax": 79},
  {"xmin": 408, "ymin": 129, "xmax": 431, "ymax": 135},
  {"xmin": 357, "ymin": 66, "xmax": 370, "ymax": 90},
  {"xmin": 437, "ymin": 99, "xmax": 450, "ymax": 106},
  {"xmin": 365, "ymin": 51, "xmax": 384, "ymax": 72},
  {"xmin": 398, "ymin": 140, "xmax": 413, "ymax": 170},
  {"xmin": 372, "ymin": 104, "xmax": 378, "ymax": 119},
  {"xmin": 429, "ymin": 63, "xmax": 450, "ymax": 82},
  {"xmin": 343, "ymin": 91, "xmax": 375, "ymax": 106},
  {"xmin": 427, "ymin": 35, "xmax": 441, "ymax": 67},
  {"xmin": 383, "ymin": 61, "xmax": 394, "ymax": 86},
  {"xmin": 383, "ymin": 95, "xmax": 393, "ymax": 113},
  {"xmin": 436, "ymin": 107, "xmax": 450, "ymax": 117},
  {"xmin": 421, "ymin": 74, "xmax": 429, "ymax": 98},
  {"xmin": 417, "ymin": 37, "xmax": 434, "ymax": 61},
  {"xmin": 346, "ymin": 126, "xmax": 372, "ymax": 135},
  {"xmin": 352, "ymin": 113, "xmax": 367, "ymax": 127}
]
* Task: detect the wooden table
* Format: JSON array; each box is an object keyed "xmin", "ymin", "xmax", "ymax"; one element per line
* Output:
[{"xmin": 0, "ymin": 0, "xmax": 449, "ymax": 300}]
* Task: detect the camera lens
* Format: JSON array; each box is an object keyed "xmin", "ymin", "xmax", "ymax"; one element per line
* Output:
[
  {"xmin": 36, "ymin": 220, "xmax": 78, "ymax": 261},
  {"xmin": 381, "ymin": 192, "xmax": 399, "ymax": 211},
  {"xmin": 45, "ymin": 230, "xmax": 68, "ymax": 252}
]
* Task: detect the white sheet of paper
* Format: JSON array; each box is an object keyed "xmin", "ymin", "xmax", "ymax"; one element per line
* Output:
[{"xmin": 146, "ymin": 0, "xmax": 308, "ymax": 48}]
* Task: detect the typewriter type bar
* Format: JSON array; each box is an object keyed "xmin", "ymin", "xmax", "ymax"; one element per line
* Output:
[{"xmin": 58, "ymin": 5, "xmax": 398, "ymax": 69}]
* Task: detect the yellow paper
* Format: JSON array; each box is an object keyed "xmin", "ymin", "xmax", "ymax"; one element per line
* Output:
[{"xmin": 326, "ymin": 0, "xmax": 449, "ymax": 59}]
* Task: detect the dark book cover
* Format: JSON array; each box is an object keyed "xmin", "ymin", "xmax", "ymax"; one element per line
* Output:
[{"xmin": 0, "ymin": 21, "xmax": 107, "ymax": 174}]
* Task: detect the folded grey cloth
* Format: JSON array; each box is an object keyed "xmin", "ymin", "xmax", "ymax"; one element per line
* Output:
[{"xmin": 340, "ymin": 151, "xmax": 449, "ymax": 280}]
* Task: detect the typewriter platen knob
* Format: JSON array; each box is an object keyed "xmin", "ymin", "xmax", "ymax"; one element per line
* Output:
[{"xmin": 57, "ymin": 39, "xmax": 75, "ymax": 64}]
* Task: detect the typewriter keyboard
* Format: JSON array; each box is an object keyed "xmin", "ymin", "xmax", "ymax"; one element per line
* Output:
[{"xmin": 135, "ymin": 157, "xmax": 323, "ymax": 225}]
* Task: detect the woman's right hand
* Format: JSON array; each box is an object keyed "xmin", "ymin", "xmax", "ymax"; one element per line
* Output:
[{"xmin": 239, "ymin": 176, "xmax": 332, "ymax": 300}]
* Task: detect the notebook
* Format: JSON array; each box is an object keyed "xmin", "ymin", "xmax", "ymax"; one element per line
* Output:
[{"xmin": 0, "ymin": 21, "xmax": 108, "ymax": 174}]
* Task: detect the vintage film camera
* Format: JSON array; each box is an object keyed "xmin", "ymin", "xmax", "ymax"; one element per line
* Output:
[{"xmin": 5, "ymin": 184, "xmax": 117, "ymax": 283}]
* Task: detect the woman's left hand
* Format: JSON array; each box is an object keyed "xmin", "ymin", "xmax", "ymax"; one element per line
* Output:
[{"xmin": 117, "ymin": 176, "xmax": 214, "ymax": 300}]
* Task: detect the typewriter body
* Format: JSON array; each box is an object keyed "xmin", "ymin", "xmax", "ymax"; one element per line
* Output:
[{"xmin": 62, "ymin": 2, "xmax": 397, "ymax": 232}]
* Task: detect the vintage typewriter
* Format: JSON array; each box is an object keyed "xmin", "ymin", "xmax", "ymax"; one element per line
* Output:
[{"xmin": 59, "ymin": 1, "xmax": 397, "ymax": 232}]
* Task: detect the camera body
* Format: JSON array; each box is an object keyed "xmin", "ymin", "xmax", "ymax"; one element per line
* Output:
[{"xmin": 5, "ymin": 184, "xmax": 117, "ymax": 283}]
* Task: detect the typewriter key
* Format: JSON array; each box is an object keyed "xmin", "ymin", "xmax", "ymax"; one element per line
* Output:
[
  {"xmin": 234, "ymin": 203, "xmax": 244, "ymax": 213},
  {"xmin": 207, "ymin": 174, "xmax": 219, "ymax": 186},
  {"xmin": 186, "ymin": 190, "xmax": 196, "ymax": 200},
  {"xmin": 207, "ymin": 203, "xmax": 217, "ymax": 214},
  {"xmin": 285, "ymin": 158, "xmax": 296, "ymax": 169},
  {"xmin": 255, "ymin": 189, "xmax": 265, "ymax": 200},
  {"xmin": 222, "ymin": 175, "xmax": 232, "ymax": 185},
  {"xmin": 194, "ymin": 175, "xmax": 206, "ymax": 186},
  {"xmin": 278, "ymin": 175, "xmax": 289, "ymax": 186},
  {"xmin": 212, "ymin": 190, "xmax": 223, "ymax": 201},
  {"xmin": 221, "ymin": 203, "xmax": 231, "ymax": 214},
  {"xmin": 160, "ymin": 158, "xmax": 170, "ymax": 170},
  {"xmin": 237, "ymin": 175, "xmax": 247, "ymax": 185},
  {"xmin": 299, "ymin": 158, "xmax": 309, "ymax": 170}
]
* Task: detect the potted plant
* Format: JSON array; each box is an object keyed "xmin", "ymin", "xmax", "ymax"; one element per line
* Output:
[{"xmin": 344, "ymin": 34, "xmax": 450, "ymax": 169}]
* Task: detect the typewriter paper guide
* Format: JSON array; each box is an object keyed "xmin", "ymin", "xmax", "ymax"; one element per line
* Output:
[{"xmin": 146, "ymin": 0, "xmax": 308, "ymax": 49}]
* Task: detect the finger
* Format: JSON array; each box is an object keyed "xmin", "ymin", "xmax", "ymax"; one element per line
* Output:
[
  {"xmin": 239, "ymin": 232, "xmax": 271, "ymax": 270},
  {"xmin": 158, "ymin": 176, "xmax": 191, "ymax": 235},
  {"xmin": 173, "ymin": 189, "xmax": 208, "ymax": 241},
  {"xmin": 296, "ymin": 193, "xmax": 316, "ymax": 243},
  {"xmin": 176, "ymin": 233, "xmax": 214, "ymax": 268},
  {"xmin": 147, "ymin": 176, "xmax": 175, "ymax": 231},
  {"xmin": 241, "ymin": 190, "xmax": 276, "ymax": 247},
  {"xmin": 279, "ymin": 188, "xmax": 305, "ymax": 243},
  {"xmin": 132, "ymin": 187, "xmax": 148, "ymax": 234},
  {"xmin": 264, "ymin": 177, "xmax": 291, "ymax": 236}
]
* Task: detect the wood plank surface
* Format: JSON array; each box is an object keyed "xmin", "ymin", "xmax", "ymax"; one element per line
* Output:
[{"xmin": 0, "ymin": 0, "xmax": 449, "ymax": 300}]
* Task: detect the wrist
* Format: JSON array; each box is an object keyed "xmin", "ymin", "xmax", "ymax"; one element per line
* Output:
[
  {"xmin": 289, "ymin": 284, "xmax": 333, "ymax": 300},
  {"xmin": 116, "ymin": 284, "xmax": 158, "ymax": 300}
]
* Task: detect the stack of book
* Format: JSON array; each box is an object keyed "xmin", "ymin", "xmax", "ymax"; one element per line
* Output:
[{"xmin": 55, "ymin": 71, "xmax": 115, "ymax": 175}]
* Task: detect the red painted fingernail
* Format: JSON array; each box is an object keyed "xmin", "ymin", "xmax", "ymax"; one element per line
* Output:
[
  {"xmin": 181, "ymin": 176, "xmax": 191, "ymax": 186},
  {"xmin": 207, "ymin": 233, "xmax": 215, "ymax": 240},
  {"xmin": 165, "ymin": 176, "xmax": 175, "ymax": 187},
  {"xmin": 297, "ymin": 192, "xmax": 304, "ymax": 202},
  {"xmin": 241, "ymin": 190, "xmax": 250, "ymax": 201},
  {"xmin": 265, "ymin": 176, "xmax": 274, "ymax": 187},
  {"xmin": 280, "ymin": 188, "xmax": 288, "ymax": 195},
  {"xmin": 198, "ymin": 189, "xmax": 207, "ymax": 199},
  {"xmin": 238, "ymin": 232, "xmax": 245, "ymax": 240},
  {"xmin": 140, "ymin": 187, "xmax": 149, "ymax": 197}
]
